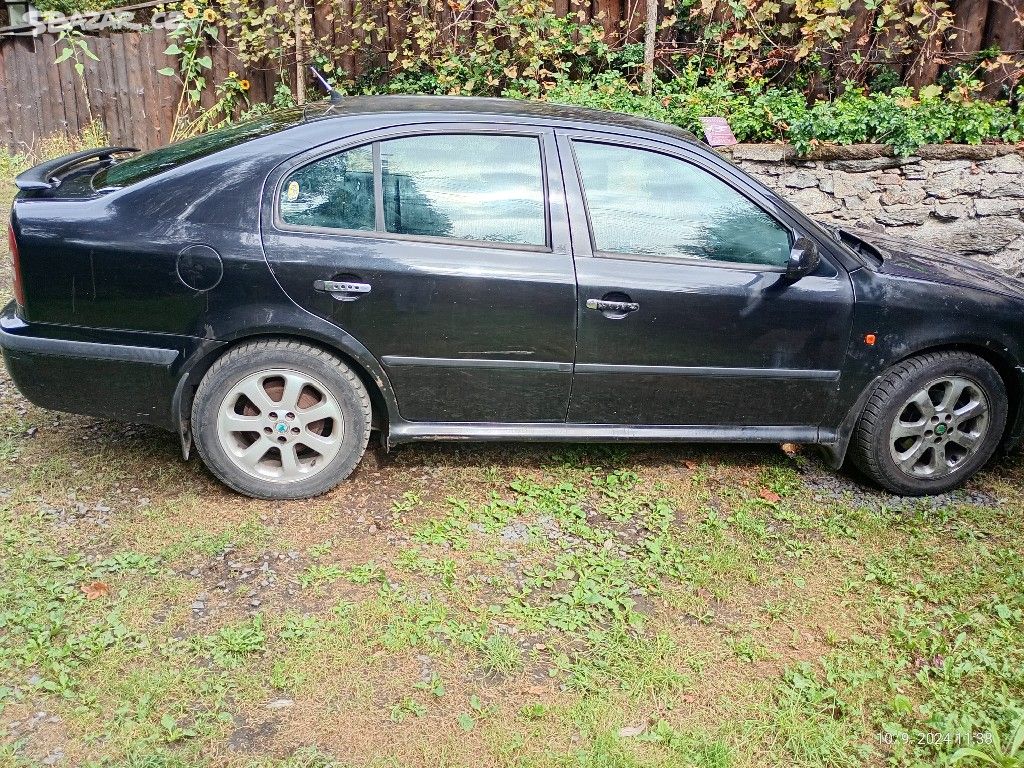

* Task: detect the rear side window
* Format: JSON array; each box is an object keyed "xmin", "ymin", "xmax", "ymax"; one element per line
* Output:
[
  {"xmin": 279, "ymin": 146, "xmax": 374, "ymax": 231},
  {"xmin": 380, "ymin": 135, "xmax": 545, "ymax": 246},
  {"xmin": 572, "ymin": 141, "xmax": 791, "ymax": 267},
  {"xmin": 278, "ymin": 133, "xmax": 547, "ymax": 248}
]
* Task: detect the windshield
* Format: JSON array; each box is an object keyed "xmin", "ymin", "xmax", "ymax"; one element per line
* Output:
[{"xmin": 93, "ymin": 108, "xmax": 306, "ymax": 189}]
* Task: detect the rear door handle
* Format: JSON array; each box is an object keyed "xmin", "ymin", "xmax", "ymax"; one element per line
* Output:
[
  {"xmin": 586, "ymin": 298, "xmax": 639, "ymax": 313},
  {"xmin": 313, "ymin": 280, "xmax": 371, "ymax": 301}
]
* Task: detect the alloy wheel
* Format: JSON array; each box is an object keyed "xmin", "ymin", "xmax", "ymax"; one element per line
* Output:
[
  {"xmin": 888, "ymin": 375, "xmax": 990, "ymax": 479},
  {"xmin": 216, "ymin": 368, "xmax": 345, "ymax": 482}
]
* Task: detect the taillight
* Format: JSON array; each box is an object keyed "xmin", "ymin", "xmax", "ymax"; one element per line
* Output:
[{"xmin": 8, "ymin": 223, "xmax": 25, "ymax": 307}]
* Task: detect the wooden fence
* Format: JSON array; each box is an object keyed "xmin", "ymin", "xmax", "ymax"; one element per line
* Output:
[
  {"xmin": 0, "ymin": 17, "xmax": 286, "ymax": 151},
  {"xmin": 0, "ymin": 0, "xmax": 1020, "ymax": 151}
]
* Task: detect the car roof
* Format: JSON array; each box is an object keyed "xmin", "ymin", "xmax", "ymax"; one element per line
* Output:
[{"xmin": 301, "ymin": 95, "xmax": 700, "ymax": 144}]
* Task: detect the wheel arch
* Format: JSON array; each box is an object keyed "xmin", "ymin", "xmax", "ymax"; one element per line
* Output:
[
  {"xmin": 172, "ymin": 329, "xmax": 398, "ymax": 459},
  {"xmin": 822, "ymin": 340, "xmax": 1024, "ymax": 470}
]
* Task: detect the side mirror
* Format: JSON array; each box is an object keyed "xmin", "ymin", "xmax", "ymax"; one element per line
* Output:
[{"xmin": 786, "ymin": 237, "xmax": 820, "ymax": 281}]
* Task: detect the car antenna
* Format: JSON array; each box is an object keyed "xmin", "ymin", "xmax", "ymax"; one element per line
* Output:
[{"xmin": 309, "ymin": 66, "xmax": 344, "ymax": 105}]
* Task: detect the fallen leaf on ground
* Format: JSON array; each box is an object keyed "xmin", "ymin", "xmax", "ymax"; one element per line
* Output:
[
  {"xmin": 759, "ymin": 488, "xmax": 781, "ymax": 503},
  {"xmin": 80, "ymin": 581, "xmax": 110, "ymax": 600},
  {"xmin": 781, "ymin": 442, "xmax": 801, "ymax": 457}
]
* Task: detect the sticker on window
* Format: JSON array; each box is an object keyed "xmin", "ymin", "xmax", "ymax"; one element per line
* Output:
[{"xmin": 286, "ymin": 180, "xmax": 300, "ymax": 201}]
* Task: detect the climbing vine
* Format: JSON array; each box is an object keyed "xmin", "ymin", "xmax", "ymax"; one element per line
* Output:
[{"xmin": 216, "ymin": 0, "xmax": 614, "ymax": 98}]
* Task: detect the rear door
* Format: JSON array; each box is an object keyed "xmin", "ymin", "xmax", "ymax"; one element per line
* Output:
[
  {"xmin": 261, "ymin": 125, "xmax": 577, "ymax": 423},
  {"xmin": 558, "ymin": 131, "xmax": 854, "ymax": 428}
]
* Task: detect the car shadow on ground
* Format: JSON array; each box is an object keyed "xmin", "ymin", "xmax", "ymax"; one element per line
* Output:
[{"xmin": 32, "ymin": 411, "xmax": 1012, "ymax": 514}]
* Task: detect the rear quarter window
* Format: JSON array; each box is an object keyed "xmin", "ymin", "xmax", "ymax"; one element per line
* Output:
[{"xmin": 279, "ymin": 145, "xmax": 375, "ymax": 231}]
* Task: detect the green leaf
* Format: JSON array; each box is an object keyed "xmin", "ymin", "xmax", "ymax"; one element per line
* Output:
[
  {"xmin": 1010, "ymin": 718, "xmax": 1024, "ymax": 756},
  {"xmin": 891, "ymin": 694, "xmax": 913, "ymax": 716},
  {"xmin": 157, "ymin": 67, "xmax": 176, "ymax": 76},
  {"xmin": 950, "ymin": 747, "xmax": 997, "ymax": 766},
  {"xmin": 81, "ymin": 46, "xmax": 99, "ymax": 61},
  {"xmin": 457, "ymin": 713, "xmax": 475, "ymax": 731},
  {"xmin": 163, "ymin": 44, "xmax": 182, "ymax": 55},
  {"xmin": 197, "ymin": 55, "xmax": 213, "ymax": 69},
  {"xmin": 54, "ymin": 47, "xmax": 74, "ymax": 64}
]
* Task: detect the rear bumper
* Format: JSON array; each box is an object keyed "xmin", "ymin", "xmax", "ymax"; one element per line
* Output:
[{"xmin": 0, "ymin": 302, "xmax": 183, "ymax": 429}]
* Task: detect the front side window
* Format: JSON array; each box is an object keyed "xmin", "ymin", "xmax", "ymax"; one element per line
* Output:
[
  {"xmin": 573, "ymin": 141, "xmax": 791, "ymax": 267},
  {"xmin": 277, "ymin": 133, "xmax": 547, "ymax": 248},
  {"xmin": 279, "ymin": 145, "xmax": 374, "ymax": 231},
  {"xmin": 380, "ymin": 134, "xmax": 545, "ymax": 246}
]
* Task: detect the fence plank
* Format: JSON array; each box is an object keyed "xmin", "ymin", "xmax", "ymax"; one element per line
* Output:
[
  {"xmin": 48, "ymin": 38, "xmax": 70, "ymax": 134},
  {"xmin": 91, "ymin": 33, "xmax": 115, "ymax": 143},
  {"xmin": 983, "ymin": 0, "xmax": 1023, "ymax": 95},
  {"xmin": 0, "ymin": 44, "xmax": 11, "ymax": 147},
  {"xmin": 6, "ymin": 36, "xmax": 25, "ymax": 149},
  {"xmin": 138, "ymin": 26, "xmax": 159, "ymax": 147},
  {"xmin": 37, "ymin": 37, "xmax": 58, "ymax": 136},
  {"xmin": 19, "ymin": 36, "xmax": 43, "ymax": 146},
  {"xmin": 14, "ymin": 37, "xmax": 36, "ymax": 147},
  {"xmin": 82, "ymin": 31, "xmax": 107, "ymax": 138},
  {"xmin": 950, "ymin": 0, "xmax": 990, "ymax": 62},
  {"xmin": 112, "ymin": 30, "xmax": 135, "ymax": 144},
  {"xmin": 123, "ymin": 31, "xmax": 146, "ymax": 146},
  {"xmin": 56, "ymin": 40, "xmax": 82, "ymax": 136},
  {"xmin": 153, "ymin": 26, "xmax": 180, "ymax": 144}
]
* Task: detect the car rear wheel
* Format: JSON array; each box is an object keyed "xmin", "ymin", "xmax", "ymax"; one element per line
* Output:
[
  {"xmin": 192, "ymin": 339, "xmax": 371, "ymax": 499},
  {"xmin": 851, "ymin": 351, "xmax": 1007, "ymax": 496}
]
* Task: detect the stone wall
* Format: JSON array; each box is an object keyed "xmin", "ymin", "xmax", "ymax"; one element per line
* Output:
[{"xmin": 721, "ymin": 144, "xmax": 1024, "ymax": 275}]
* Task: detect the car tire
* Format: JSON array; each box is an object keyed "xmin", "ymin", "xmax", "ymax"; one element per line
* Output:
[
  {"xmin": 850, "ymin": 351, "xmax": 1006, "ymax": 496},
  {"xmin": 191, "ymin": 339, "xmax": 371, "ymax": 500}
]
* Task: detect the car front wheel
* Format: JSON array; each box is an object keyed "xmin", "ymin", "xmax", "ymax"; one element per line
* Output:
[
  {"xmin": 851, "ymin": 351, "xmax": 1007, "ymax": 496},
  {"xmin": 192, "ymin": 339, "xmax": 371, "ymax": 499}
]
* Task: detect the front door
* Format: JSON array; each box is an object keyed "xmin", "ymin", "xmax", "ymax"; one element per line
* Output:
[
  {"xmin": 262, "ymin": 127, "xmax": 576, "ymax": 423},
  {"xmin": 559, "ymin": 133, "xmax": 854, "ymax": 428}
]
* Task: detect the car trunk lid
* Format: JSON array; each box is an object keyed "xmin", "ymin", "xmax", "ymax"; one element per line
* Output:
[{"xmin": 14, "ymin": 147, "xmax": 138, "ymax": 196}]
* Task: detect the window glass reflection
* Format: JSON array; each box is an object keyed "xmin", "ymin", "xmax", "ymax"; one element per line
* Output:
[{"xmin": 574, "ymin": 142, "xmax": 791, "ymax": 267}]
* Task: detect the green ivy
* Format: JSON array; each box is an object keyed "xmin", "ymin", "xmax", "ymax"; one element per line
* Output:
[{"xmin": 524, "ymin": 70, "xmax": 1023, "ymax": 156}]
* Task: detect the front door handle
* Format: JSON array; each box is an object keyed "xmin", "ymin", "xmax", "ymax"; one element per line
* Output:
[
  {"xmin": 586, "ymin": 298, "xmax": 639, "ymax": 313},
  {"xmin": 313, "ymin": 279, "xmax": 371, "ymax": 302}
]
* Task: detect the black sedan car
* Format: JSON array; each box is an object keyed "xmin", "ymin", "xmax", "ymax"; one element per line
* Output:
[{"xmin": 3, "ymin": 96, "xmax": 1020, "ymax": 499}]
